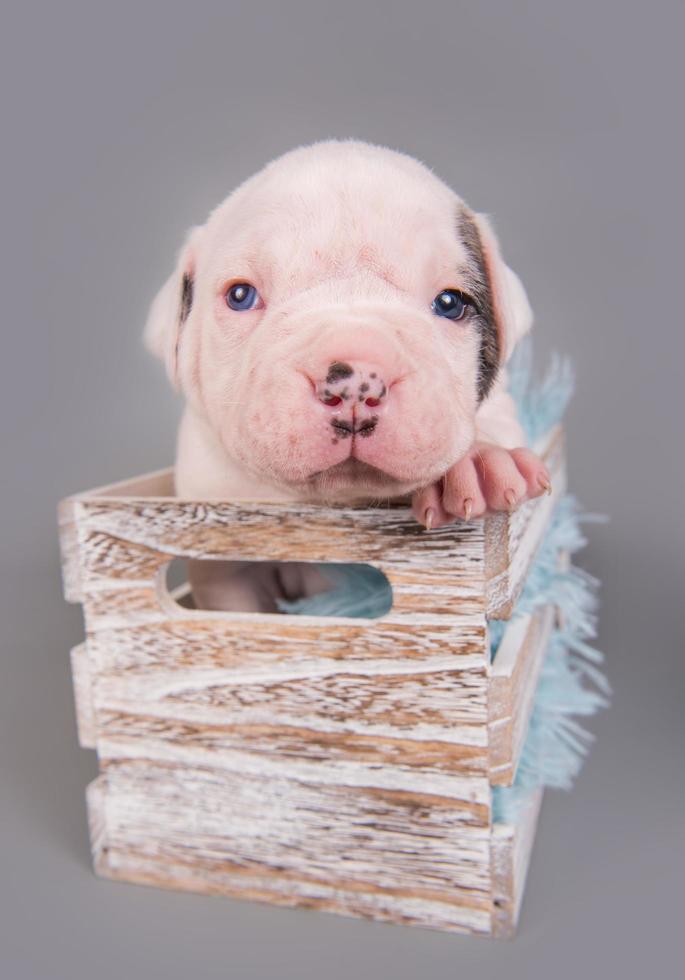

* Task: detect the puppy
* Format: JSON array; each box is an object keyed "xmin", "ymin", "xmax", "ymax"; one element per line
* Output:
[{"xmin": 145, "ymin": 140, "xmax": 550, "ymax": 611}]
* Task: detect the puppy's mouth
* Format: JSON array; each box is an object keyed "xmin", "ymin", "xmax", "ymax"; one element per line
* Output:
[{"xmin": 305, "ymin": 458, "xmax": 410, "ymax": 499}]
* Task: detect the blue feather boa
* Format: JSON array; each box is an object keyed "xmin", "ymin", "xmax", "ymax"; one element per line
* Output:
[
  {"xmin": 490, "ymin": 495, "xmax": 609, "ymax": 822},
  {"xmin": 279, "ymin": 341, "xmax": 609, "ymax": 822}
]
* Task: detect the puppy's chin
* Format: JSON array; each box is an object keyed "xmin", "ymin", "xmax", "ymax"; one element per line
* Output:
[{"xmin": 301, "ymin": 458, "xmax": 419, "ymax": 503}]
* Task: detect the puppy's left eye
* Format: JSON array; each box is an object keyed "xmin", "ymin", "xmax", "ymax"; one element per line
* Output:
[
  {"xmin": 226, "ymin": 282, "xmax": 261, "ymax": 311},
  {"xmin": 432, "ymin": 289, "xmax": 470, "ymax": 320}
]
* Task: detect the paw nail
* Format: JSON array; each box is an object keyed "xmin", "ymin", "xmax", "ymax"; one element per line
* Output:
[
  {"xmin": 463, "ymin": 498, "xmax": 473, "ymax": 521},
  {"xmin": 504, "ymin": 489, "xmax": 517, "ymax": 512},
  {"xmin": 538, "ymin": 477, "xmax": 552, "ymax": 495},
  {"xmin": 424, "ymin": 507, "xmax": 435, "ymax": 531}
]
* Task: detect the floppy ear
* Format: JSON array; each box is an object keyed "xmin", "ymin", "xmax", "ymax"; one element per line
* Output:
[
  {"xmin": 144, "ymin": 225, "xmax": 203, "ymax": 389},
  {"xmin": 459, "ymin": 208, "xmax": 533, "ymax": 396},
  {"xmin": 471, "ymin": 211, "xmax": 532, "ymax": 360}
]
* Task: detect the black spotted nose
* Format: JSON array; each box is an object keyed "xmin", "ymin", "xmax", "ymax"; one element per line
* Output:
[{"xmin": 316, "ymin": 362, "xmax": 388, "ymax": 408}]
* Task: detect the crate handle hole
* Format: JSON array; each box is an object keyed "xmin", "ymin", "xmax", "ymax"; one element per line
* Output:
[{"xmin": 164, "ymin": 558, "xmax": 393, "ymax": 619}]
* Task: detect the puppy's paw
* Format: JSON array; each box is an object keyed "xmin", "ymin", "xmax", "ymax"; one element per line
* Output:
[{"xmin": 412, "ymin": 443, "xmax": 551, "ymax": 529}]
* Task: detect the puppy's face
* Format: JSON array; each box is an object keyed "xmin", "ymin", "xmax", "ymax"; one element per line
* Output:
[{"xmin": 147, "ymin": 141, "xmax": 531, "ymax": 500}]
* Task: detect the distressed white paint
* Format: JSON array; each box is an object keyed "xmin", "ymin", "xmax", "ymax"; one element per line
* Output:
[
  {"xmin": 61, "ymin": 427, "xmax": 566, "ymax": 937},
  {"xmin": 488, "ymin": 606, "xmax": 555, "ymax": 784}
]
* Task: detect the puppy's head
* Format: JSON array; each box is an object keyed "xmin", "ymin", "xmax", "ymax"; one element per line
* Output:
[{"xmin": 146, "ymin": 141, "xmax": 531, "ymax": 500}]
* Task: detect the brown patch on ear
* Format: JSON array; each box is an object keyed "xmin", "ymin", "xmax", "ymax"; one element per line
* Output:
[
  {"xmin": 458, "ymin": 206, "xmax": 500, "ymax": 400},
  {"xmin": 180, "ymin": 272, "xmax": 194, "ymax": 323},
  {"xmin": 173, "ymin": 269, "xmax": 195, "ymax": 385}
]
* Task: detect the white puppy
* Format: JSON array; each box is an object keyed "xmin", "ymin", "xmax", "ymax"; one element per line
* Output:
[{"xmin": 146, "ymin": 140, "xmax": 550, "ymax": 611}]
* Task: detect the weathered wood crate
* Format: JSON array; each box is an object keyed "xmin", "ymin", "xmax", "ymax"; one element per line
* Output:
[{"xmin": 59, "ymin": 427, "xmax": 565, "ymax": 938}]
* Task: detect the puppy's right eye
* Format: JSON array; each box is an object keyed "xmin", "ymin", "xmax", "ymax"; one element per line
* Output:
[
  {"xmin": 432, "ymin": 288, "xmax": 470, "ymax": 320},
  {"xmin": 226, "ymin": 282, "xmax": 261, "ymax": 311}
]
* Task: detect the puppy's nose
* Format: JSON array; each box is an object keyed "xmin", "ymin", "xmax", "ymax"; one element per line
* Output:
[{"xmin": 316, "ymin": 361, "xmax": 388, "ymax": 408}]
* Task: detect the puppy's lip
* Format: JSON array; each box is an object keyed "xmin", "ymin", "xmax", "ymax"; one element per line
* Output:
[
  {"xmin": 308, "ymin": 458, "xmax": 393, "ymax": 481},
  {"xmin": 304, "ymin": 457, "xmax": 413, "ymax": 494}
]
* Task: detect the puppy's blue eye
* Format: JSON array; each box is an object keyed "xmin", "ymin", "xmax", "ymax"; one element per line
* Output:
[
  {"xmin": 226, "ymin": 282, "xmax": 260, "ymax": 311},
  {"xmin": 432, "ymin": 289, "xmax": 470, "ymax": 320}
]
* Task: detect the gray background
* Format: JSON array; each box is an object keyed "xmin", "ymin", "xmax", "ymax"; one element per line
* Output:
[{"xmin": 2, "ymin": 1, "xmax": 683, "ymax": 976}]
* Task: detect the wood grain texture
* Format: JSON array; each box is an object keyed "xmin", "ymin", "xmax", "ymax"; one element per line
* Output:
[
  {"xmin": 488, "ymin": 606, "xmax": 555, "ymax": 785},
  {"xmin": 60, "ymin": 428, "xmax": 566, "ymax": 937},
  {"xmin": 491, "ymin": 788, "xmax": 544, "ymax": 938},
  {"xmin": 88, "ymin": 763, "xmax": 494, "ymax": 933},
  {"xmin": 86, "ymin": 767, "xmax": 540, "ymax": 937},
  {"xmin": 58, "ymin": 499, "xmax": 83, "ymax": 603},
  {"xmin": 70, "ymin": 643, "xmax": 96, "ymax": 749}
]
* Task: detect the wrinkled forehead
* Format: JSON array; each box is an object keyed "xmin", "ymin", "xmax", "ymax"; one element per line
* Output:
[{"xmin": 202, "ymin": 165, "xmax": 471, "ymax": 296}]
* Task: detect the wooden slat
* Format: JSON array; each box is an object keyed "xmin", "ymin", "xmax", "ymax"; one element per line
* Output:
[
  {"xmin": 87, "ymin": 775, "xmax": 545, "ymax": 937},
  {"xmin": 87, "ymin": 617, "xmax": 486, "ymax": 671},
  {"xmin": 488, "ymin": 606, "xmax": 555, "ymax": 785},
  {"xmin": 70, "ymin": 643, "xmax": 96, "ymax": 749},
  {"xmin": 86, "ymin": 776, "xmax": 108, "ymax": 877},
  {"xmin": 88, "ymin": 762, "xmax": 495, "ymax": 934},
  {"xmin": 491, "ymin": 788, "xmax": 544, "ymax": 938},
  {"xmin": 96, "ymin": 853, "xmax": 493, "ymax": 934},
  {"xmin": 58, "ymin": 498, "xmax": 83, "ymax": 603},
  {"xmin": 96, "ymin": 666, "xmax": 490, "ymax": 739},
  {"xmin": 97, "ymin": 712, "xmax": 488, "ymax": 774},
  {"xmin": 75, "ymin": 498, "xmax": 485, "ymax": 566},
  {"xmin": 98, "ymin": 751, "xmax": 492, "ymax": 826}
]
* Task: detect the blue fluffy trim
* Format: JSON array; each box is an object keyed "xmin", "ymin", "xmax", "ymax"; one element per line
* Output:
[
  {"xmin": 508, "ymin": 337, "xmax": 575, "ymax": 446},
  {"xmin": 491, "ymin": 497, "xmax": 609, "ymax": 823},
  {"xmin": 278, "ymin": 563, "xmax": 392, "ymax": 619}
]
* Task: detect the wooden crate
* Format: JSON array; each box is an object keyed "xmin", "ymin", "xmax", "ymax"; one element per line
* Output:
[{"xmin": 59, "ymin": 427, "xmax": 565, "ymax": 938}]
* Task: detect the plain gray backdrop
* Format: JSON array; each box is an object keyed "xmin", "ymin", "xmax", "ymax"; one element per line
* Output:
[{"xmin": 2, "ymin": 1, "xmax": 683, "ymax": 977}]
